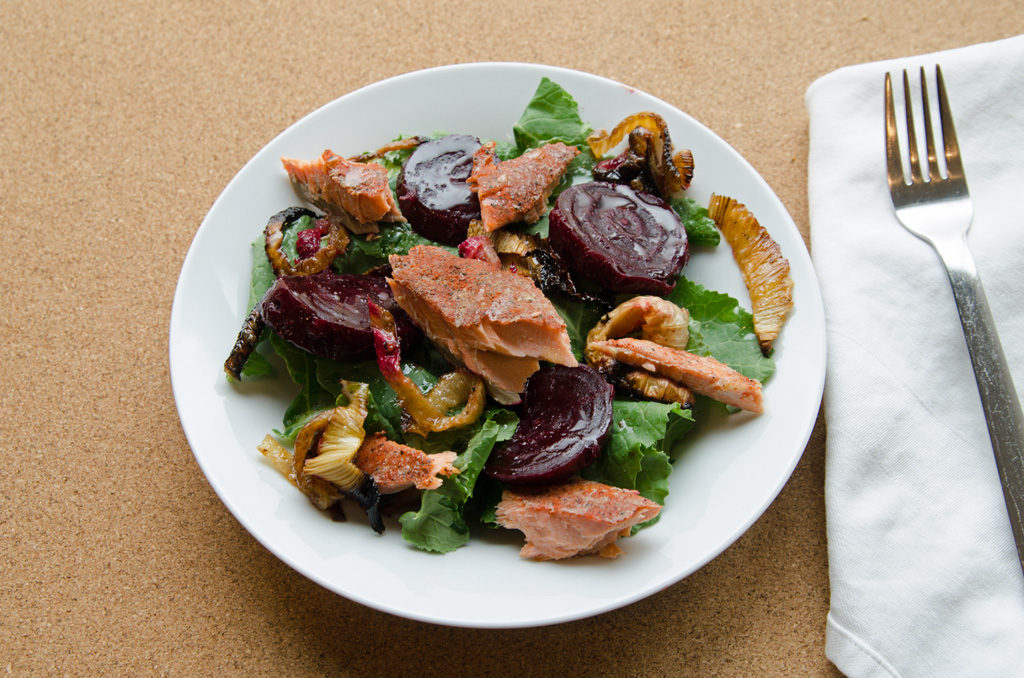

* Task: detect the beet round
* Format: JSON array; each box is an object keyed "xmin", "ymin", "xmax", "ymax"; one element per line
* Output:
[
  {"xmin": 548, "ymin": 181, "xmax": 688, "ymax": 294},
  {"xmin": 485, "ymin": 365, "xmax": 614, "ymax": 485},
  {"xmin": 260, "ymin": 270, "xmax": 419, "ymax": 361},
  {"xmin": 397, "ymin": 134, "xmax": 481, "ymax": 246}
]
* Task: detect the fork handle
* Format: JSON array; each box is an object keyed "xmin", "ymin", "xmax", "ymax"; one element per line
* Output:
[{"xmin": 934, "ymin": 234, "xmax": 1024, "ymax": 573}]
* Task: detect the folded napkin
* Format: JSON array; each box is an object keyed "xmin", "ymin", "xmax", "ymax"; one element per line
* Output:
[{"xmin": 806, "ymin": 35, "xmax": 1024, "ymax": 677}]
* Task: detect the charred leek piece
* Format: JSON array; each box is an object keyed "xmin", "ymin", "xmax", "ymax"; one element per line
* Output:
[
  {"xmin": 286, "ymin": 383, "xmax": 385, "ymax": 533},
  {"xmin": 472, "ymin": 226, "xmax": 605, "ymax": 306},
  {"xmin": 303, "ymin": 382, "xmax": 369, "ymax": 488},
  {"xmin": 585, "ymin": 296, "xmax": 694, "ymax": 407},
  {"xmin": 264, "ymin": 206, "xmax": 349, "ymax": 277},
  {"xmin": 708, "ymin": 194, "xmax": 793, "ymax": 355},
  {"xmin": 224, "ymin": 306, "xmax": 266, "ymax": 380},
  {"xmin": 290, "ymin": 409, "xmax": 346, "ymax": 513},
  {"xmin": 367, "ymin": 302, "xmax": 486, "ymax": 436},
  {"xmin": 586, "ymin": 296, "xmax": 690, "ymax": 366},
  {"xmin": 587, "ymin": 112, "xmax": 694, "ymax": 196},
  {"xmin": 619, "ymin": 371, "xmax": 695, "ymax": 409},
  {"xmin": 523, "ymin": 249, "xmax": 609, "ymax": 307}
]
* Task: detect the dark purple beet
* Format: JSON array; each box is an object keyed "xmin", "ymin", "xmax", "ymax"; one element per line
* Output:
[
  {"xmin": 260, "ymin": 270, "xmax": 419, "ymax": 361},
  {"xmin": 485, "ymin": 365, "xmax": 614, "ymax": 485},
  {"xmin": 397, "ymin": 134, "xmax": 481, "ymax": 245},
  {"xmin": 548, "ymin": 181, "xmax": 688, "ymax": 295}
]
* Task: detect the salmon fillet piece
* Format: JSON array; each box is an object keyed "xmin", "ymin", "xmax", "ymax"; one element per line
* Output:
[
  {"xmin": 467, "ymin": 141, "xmax": 579, "ymax": 232},
  {"xmin": 388, "ymin": 245, "xmax": 576, "ymax": 399},
  {"xmin": 354, "ymin": 432, "xmax": 458, "ymax": 493},
  {"xmin": 495, "ymin": 478, "xmax": 661, "ymax": 560},
  {"xmin": 281, "ymin": 150, "xmax": 402, "ymax": 230},
  {"xmin": 588, "ymin": 337, "xmax": 764, "ymax": 413}
]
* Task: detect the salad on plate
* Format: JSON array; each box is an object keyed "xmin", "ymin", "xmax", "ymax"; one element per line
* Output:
[{"xmin": 222, "ymin": 77, "xmax": 793, "ymax": 561}]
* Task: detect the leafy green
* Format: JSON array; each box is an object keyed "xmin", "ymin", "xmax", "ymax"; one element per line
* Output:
[
  {"xmin": 400, "ymin": 409, "xmax": 519, "ymax": 553},
  {"xmin": 493, "ymin": 140, "xmax": 520, "ymax": 161},
  {"xmin": 247, "ymin": 236, "xmax": 277, "ymax": 309},
  {"xmin": 239, "ymin": 348, "xmax": 272, "ymax": 378},
  {"xmin": 670, "ymin": 197, "xmax": 720, "ymax": 248},
  {"xmin": 549, "ymin": 294, "xmax": 605, "ymax": 361},
  {"xmin": 268, "ymin": 332, "xmax": 337, "ymax": 441},
  {"xmin": 332, "ymin": 223, "xmax": 449, "ymax": 275},
  {"xmin": 583, "ymin": 400, "xmax": 694, "ymax": 506},
  {"xmin": 369, "ymin": 137, "xmax": 420, "ymax": 192},
  {"xmin": 667, "ymin": 277, "xmax": 775, "ymax": 382},
  {"xmin": 512, "ymin": 77, "xmax": 593, "ymax": 152},
  {"xmin": 520, "ymin": 214, "xmax": 550, "ymax": 238}
]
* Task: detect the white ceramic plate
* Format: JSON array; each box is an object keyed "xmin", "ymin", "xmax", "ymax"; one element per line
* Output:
[{"xmin": 169, "ymin": 63, "xmax": 826, "ymax": 628}]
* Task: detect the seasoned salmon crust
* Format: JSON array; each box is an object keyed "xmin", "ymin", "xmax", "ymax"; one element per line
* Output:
[
  {"xmin": 495, "ymin": 478, "xmax": 662, "ymax": 560},
  {"xmin": 468, "ymin": 141, "xmax": 579, "ymax": 231},
  {"xmin": 282, "ymin": 150, "xmax": 403, "ymax": 228},
  {"xmin": 388, "ymin": 245, "xmax": 577, "ymax": 399},
  {"xmin": 355, "ymin": 433, "xmax": 458, "ymax": 493}
]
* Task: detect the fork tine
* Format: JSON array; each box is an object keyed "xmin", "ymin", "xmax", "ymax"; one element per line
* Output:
[
  {"xmin": 902, "ymin": 70, "xmax": 923, "ymax": 184},
  {"xmin": 884, "ymin": 72, "xmax": 905, "ymax": 189},
  {"xmin": 936, "ymin": 65, "xmax": 965, "ymax": 181},
  {"xmin": 918, "ymin": 67, "xmax": 942, "ymax": 182}
]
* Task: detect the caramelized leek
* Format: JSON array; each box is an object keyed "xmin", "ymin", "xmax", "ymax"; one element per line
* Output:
[
  {"xmin": 264, "ymin": 207, "xmax": 349, "ymax": 277},
  {"xmin": 368, "ymin": 302, "xmax": 485, "ymax": 435},
  {"xmin": 586, "ymin": 112, "xmax": 693, "ymax": 196},
  {"xmin": 708, "ymin": 194, "xmax": 793, "ymax": 354}
]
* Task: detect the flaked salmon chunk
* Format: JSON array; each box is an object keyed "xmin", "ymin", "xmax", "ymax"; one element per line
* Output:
[
  {"xmin": 495, "ymin": 478, "xmax": 661, "ymax": 560},
  {"xmin": 354, "ymin": 432, "xmax": 458, "ymax": 494},
  {"xmin": 588, "ymin": 337, "xmax": 764, "ymax": 413},
  {"xmin": 388, "ymin": 246, "xmax": 576, "ymax": 399},
  {"xmin": 281, "ymin": 150, "xmax": 403, "ymax": 231},
  {"xmin": 467, "ymin": 141, "xmax": 579, "ymax": 232}
]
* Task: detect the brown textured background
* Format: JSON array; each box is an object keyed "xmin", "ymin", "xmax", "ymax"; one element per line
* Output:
[{"xmin": 2, "ymin": 1, "xmax": 1021, "ymax": 675}]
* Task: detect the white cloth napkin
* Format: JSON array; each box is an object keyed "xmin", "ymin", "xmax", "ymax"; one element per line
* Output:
[{"xmin": 806, "ymin": 35, "xmax": 1024, "ymax": 677}]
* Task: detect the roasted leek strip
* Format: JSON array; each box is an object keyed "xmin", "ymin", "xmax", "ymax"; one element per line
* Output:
[
  {"xmin": 367, "ymin": 301, "xmax": 486, "ymax": 435},
  {"xmin": 260, "ymin": 383, "xmax": 384, "ymax": 533},
  {"xmin": 708, "ymin": 194, "xmax": 793, "ymax": 354},
  {"xmin": 302, "ymin": 382, "xmax": 370, "ymax": 489},
  {"xmin": 264, "ymin": 206, "xmax": 349, "ymax": 277},
  {"xmin": 586, "ymin": 111, "xmax": 694, "ymax": 196},
  {"xmin": 223, "ymin": 306, "xmax": 266, "ymax": 380}
]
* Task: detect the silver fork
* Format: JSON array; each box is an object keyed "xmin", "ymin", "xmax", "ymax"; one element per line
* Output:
[{"xmin": 885, "ymin": 66, "xmax": 1024, "ymax": 575}]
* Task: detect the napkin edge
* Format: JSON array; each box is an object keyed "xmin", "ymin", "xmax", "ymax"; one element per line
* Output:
[
  {"xmin": 804, "ymin": 33, "xmax": 1024, "ymax": 109},
  {"xmin": 826, "ymin": 613, "xmax": 902, "ymax": 678}
]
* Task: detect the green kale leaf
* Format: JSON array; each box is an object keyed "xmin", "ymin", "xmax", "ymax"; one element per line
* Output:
[
  {"xmin": 400, "ymin": 409, "xmax": 519, "ymax": 553},
  {"xmin": 583, "ymin": 400, "xmax": 694, "ymax": 507},
  {"xmin": 512, "ymin": 77, "xmax": 593, "ymax": 152},
  {"xmin": 549, "ymin": 294, "xmax": 605, "ymax": 361},
  {"xmin": 268, "ymin": 332, "xmax": 337, "ymax": 441},
  {"xmin": 668, "ymin": 277, "xmax": 775, "ymax": 382},
  {"xmin": 332, "ymin": 223, "xmax": 451, "ymax": 275},
  {"xmin": 670, "ymin": 197, "xmax": 720, "ymax": 248}
]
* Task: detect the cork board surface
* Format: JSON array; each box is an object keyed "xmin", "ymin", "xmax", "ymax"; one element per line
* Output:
[{"xmin": 2, "ymin": 1, "xmax": 1021, "ymax": 674}]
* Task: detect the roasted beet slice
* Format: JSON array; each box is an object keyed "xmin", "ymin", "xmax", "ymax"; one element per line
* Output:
[
  {"xmin": 397, "ymin": 134, "xmax": 481, "ymax": 246},
  {"xmin": 260, "ymin": 270, "xmax": 419, "ymax": 361},
  {"xmin": 485, "ymin": 365, "xmax": 613, "ymax": 485},
  {"xmin": 548, "ymin": 181, "xmax": 688, "ymax": 295}
]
